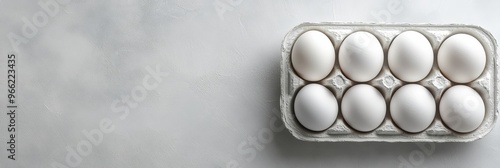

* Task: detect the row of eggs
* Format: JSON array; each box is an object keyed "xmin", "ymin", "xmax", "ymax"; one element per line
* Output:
[
  {"xmin": 291, "ymin": 30, "xmax": 486, "ymax": 83},
  {"xmin": 294, "ymin": 83, "xmax": 485, "ymax": 133}
]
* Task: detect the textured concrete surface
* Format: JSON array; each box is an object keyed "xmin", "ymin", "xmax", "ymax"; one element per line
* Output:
[{"xmin": 0, "ymin": 0, "xmax": 499, "ymax": 167}]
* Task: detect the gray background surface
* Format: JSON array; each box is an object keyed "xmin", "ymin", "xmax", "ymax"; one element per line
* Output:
[{"xmin": 0, "ymin": 0, "xmax": 499, "ymax": 167}]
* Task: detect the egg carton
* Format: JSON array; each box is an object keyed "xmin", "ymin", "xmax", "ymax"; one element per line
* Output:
[{"xmin": 280, "ymin": 22, "xmax": 498, "ymax": 142}]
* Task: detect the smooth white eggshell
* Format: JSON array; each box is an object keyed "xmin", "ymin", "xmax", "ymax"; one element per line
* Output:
[
  {"xmin": 341, "ymin": 84, "xmax": 386, "ymax": 132},
  {"xmin": 439, "ymin": 85, "xmax": 485, "ymax": 133},
  {"xmin": 390, "ymin": 84, "xmax": 436, "ymax": 133},
  {"xmin": 438, "ymin": 34, "xmax": 486, "ymax": 83},
  {"xmin": 339, "ymin": 31, "xmax": 384, "ymax": 82},
  {"xmin": 388, "ymin": 31, "xmax": 434, "ymax": 82},
  {"xmin": 292, "ymin": 30, "xmax": 335, "ymax": 81},
  {"xmin": 294, "ymin": 84, "xmax": 338, "ymax": 131}
]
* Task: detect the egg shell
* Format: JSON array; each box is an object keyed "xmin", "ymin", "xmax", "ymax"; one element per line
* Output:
[
  {"xmin": 388, "ymin": 31, "xmax": 434, "ymax": 82},
  {"xmin": 438, "ymin": 34, "xmax": 486, "ymax": 83},
  {"xmin": 390, "ymin": 84, "xmax": 436, "ymax": 133},
  {"xmin": 440, "ymin": 85, "xmax": 485, "ymax": 133},
  {"xmin": 294, "ymin": 84, "xmax": 338, "ymax": 131},
  {"xmin": 341, "ymin": 84, "xmax": 386, "ymax": 132},
  {"xmin": 339, "ymin": 31, "xmax": 384, "ymax": 82},
  {"xmin": 291, "ymin": 30, "xmax": 335, "ymax": 81}
]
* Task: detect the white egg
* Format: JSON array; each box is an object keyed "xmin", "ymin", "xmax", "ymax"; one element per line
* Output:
[
  {"xmin": 438, "ymin": 34, "xmax": 486, "ymax": 83},
  {"xmin": 388, "ymin": 31, "xmax": 434, "ymax": 82},
  {"xmin": 439, "ymin": 85, "xmax": 485, "ymax": 133},
  {"xmin": 390, "ymin": 84, "xmax": 436, "ymax": 133},
  {"xmin": 339, "ymin": 31, "xmax": 384, "ymax": 82},
  {"xmin": 341, "ymin": 84, "xmax": 386, "ymax": 132},
  {"xmin": 292, "ymin": 30, "xmax": 335, "ymax": 81},
  {"xmin": 294, "ymin": 84, "xmax": 338, "ymax": 131}
]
